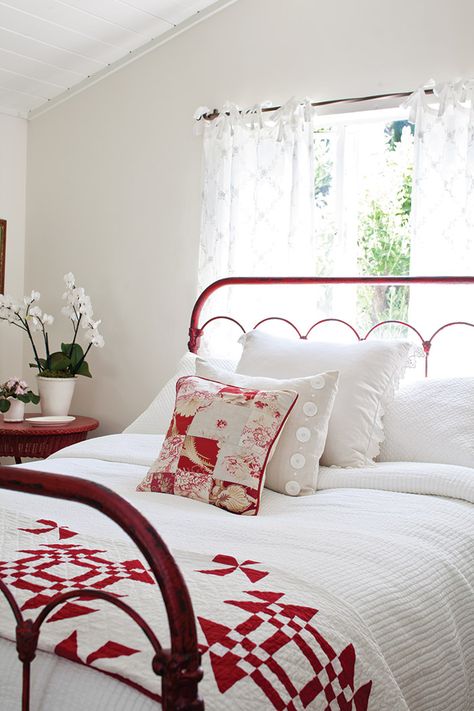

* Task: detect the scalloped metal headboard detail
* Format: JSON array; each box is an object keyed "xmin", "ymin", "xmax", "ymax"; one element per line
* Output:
[{"xmin": 188, "ymin": 276, "xmax": 474, "ymax": 376}]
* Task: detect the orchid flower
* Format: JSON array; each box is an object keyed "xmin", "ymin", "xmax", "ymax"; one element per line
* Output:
[{"xmin": 0, "ymin": 273, "xmax": 104, "ymax": 378}]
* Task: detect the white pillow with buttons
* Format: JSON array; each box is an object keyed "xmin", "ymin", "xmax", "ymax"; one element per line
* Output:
[{"xmin": 196, "ymin": 359, "xmax": 339, "ymax": 496}]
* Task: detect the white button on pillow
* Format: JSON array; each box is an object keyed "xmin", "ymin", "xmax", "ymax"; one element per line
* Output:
[
  {"xmin": 196, "ymin": 359, "xmax": 339, "ymax": 496},
  {"xmin": 290, "ymin": 453, "xmax": 306, "ymax": 469},
  {"xmin": 311, "ymin": 375, "xmax": 326, "ymax": 389},
  {"xmin": 285, "ymin": 480, "xmax": 301, "ymax": 496},
  {"xmin": 236, "ymin": 330, "xmax": 412, "ymax": 468},
  {"xmin": 296, "ymin": 427, "xmax": 311, "ymax": 442},
  {"xmin": 303, "ymin": 402, "xmax": 318, "ymax": 417}
]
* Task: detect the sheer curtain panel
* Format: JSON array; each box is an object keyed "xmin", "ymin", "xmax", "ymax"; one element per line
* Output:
[
  {"xmin": 197, "ymin": 100, "xmax": 317, "ymax": 353},
  {"xmin": 198, "ymin": 99, "xmax": 316, "ymax": 288},
  {"xmin": 406, "ymin": 83, "xmax": 474, "ymax": 374}
]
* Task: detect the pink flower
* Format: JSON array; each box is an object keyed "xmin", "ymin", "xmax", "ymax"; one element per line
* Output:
[
  {"xmin": 15, "ymin": 381, "xmax": 28, "ymax": 395},
  {"xmin": 3, "ymin": 377, "xmax": 29, "ymax": 396},
  {"xmin": 216, "ymin": 419, "xmax": 227, "ymax": 429}
]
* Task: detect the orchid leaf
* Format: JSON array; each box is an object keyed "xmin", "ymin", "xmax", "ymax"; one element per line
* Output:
[
  {"xmin": 49, "ymin": 351, "xmax": 71, "ymax": 372},
  {"xmin": 29, "ymin": 358, "xmax": 47, "ymax": 370},
  {"xmin": 0, "ymin": 399, "xmax": 10, "ymax": 413},
  {"xmin": 76, "ymin": 360, "xmax": 92, "ymax": 378},
  {"xmin": 61, "ymin": 342, "xmax": 84, "ymax": 368}
]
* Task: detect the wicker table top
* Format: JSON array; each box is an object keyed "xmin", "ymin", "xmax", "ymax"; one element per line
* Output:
[{"xmin": 0, "ymin": 415, "xmax": 99, "ymax": 437}]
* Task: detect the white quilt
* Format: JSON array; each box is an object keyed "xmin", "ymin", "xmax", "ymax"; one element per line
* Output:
[{"xmin": 0, "ymin": 434, "xmax": 473, "ymax": 711}]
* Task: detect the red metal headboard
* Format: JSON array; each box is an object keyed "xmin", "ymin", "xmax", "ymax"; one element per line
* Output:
[{"xmin": 188, "ymin": 276, "xmax": 474, "ymax": 376}]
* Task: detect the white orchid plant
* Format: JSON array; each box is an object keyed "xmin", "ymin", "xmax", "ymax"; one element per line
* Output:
[{"xmin": 0, "ymin": 273, "xmax": 104, "ymax": 379}]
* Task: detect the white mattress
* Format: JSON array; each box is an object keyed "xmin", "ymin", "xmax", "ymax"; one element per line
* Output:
[{"xmin": 1, "ymin": 434, "xmax": 474, "ymax": 710}]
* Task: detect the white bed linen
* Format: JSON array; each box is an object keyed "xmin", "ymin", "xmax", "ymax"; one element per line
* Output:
[{"xmin": 1, "ymin": 434, "xmax": 473, "ymax": 710}]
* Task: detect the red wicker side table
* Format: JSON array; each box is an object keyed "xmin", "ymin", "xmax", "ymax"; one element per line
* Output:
[{"xmin": 0, "ymin": 415, "xmax": 99, "ymax": 464}]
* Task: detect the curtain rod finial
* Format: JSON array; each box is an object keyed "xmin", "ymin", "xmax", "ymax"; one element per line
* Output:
[
  {"xmin": 193, "ymin": 105, "xmax": 211, "ymax": 121},
  {"xmin": 204, "ymin": 109, "xmax": 219, "ymax": 121}
]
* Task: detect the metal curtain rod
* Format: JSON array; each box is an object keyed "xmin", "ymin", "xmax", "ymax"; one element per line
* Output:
[{"xmin": 202, "ymin": 88, "xmax": 435, "ymax": 121}]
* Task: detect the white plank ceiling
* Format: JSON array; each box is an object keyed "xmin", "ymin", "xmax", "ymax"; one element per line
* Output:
[{"xmin": 0, "ymin": 0, "xmax": 228, "ymax": 118}]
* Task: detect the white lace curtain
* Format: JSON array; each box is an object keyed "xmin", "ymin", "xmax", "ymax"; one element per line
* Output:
[
  {"xmin": 406, "ymin": 82, "xmax": 474, "ymax": 374},
  {"xmin": 196, "ymin": 99, "xmax": 318, "ymax": 353},
  {"xmin": 198, "ymin": 99, "xmax": 316, "ymax": 289}
]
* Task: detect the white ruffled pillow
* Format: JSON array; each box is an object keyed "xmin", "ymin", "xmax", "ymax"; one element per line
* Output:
[
  {"xmin": 236, "ymin": 331, "xmax": 412, "ymax": 468},
  {"xmin": 124, "ymin": 353, "xmax": 236, "ymax": 435},
  {"xmin": 378, "ymin": 377, "xmax": 474, "ymax": 469},
  {"xmin": 196, "ymin": 360, "xmax": 339, "ymax": 496}
]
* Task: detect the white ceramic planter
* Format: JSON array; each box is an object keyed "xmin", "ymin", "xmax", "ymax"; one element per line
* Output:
[
  {"xmin": 37, "ymin": 376, "xmax": 77, "ymax": 416},
  {"xmin": 4, "ymin": 398, "xmax": 25, "ymax": 422}
]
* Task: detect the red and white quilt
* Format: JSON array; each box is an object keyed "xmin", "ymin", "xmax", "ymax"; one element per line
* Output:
[{"xmin": 0, "ymin": 508, "xmax": 408, "ymax": 710}]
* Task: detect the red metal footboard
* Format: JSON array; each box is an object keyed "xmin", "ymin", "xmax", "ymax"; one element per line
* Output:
[
  {"xmin": 0, "ymin": 466, "xmax": 204, "ymax": 711},
  {"xmin": 188, "ymin": 276, "xmax": 474, "ymax": 376}
]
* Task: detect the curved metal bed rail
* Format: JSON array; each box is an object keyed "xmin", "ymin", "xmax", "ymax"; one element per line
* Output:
[
  {"xmin": 0, "ymin": 466, "xmax": 204, "ymax": 711},
  {"xmin": 188, "ymin": 276, "xmax": 474, "ymax": 376}
]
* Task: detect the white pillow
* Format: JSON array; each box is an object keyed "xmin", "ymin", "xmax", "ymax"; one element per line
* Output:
[
  {"xmin": 236, "ymin": 331, "xmax": 411, "ymax": 468},
  {"xmin": 378, "ymin": 377, "xmax": 474, "ymax": 469},
  {"xmin": 124, "ymin": 353, "xmax": 236, "ymax": 435},
  {"xmin": 196, "ymin": 360, "xmax": 339, "ymax": 496}
]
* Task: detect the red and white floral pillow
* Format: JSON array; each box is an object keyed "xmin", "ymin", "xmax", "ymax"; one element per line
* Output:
[{"xmin": 137, "ymin": 375, "xmax": 297, "ymax": 515}]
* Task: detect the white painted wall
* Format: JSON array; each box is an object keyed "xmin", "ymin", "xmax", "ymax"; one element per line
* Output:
[
  {"xmin": 0, "ymin": 113, "xmax": 27, "ymax": 381},
  {"xmin": 25, "ymin": 0, "xmax": 474, "ymax": 434}
]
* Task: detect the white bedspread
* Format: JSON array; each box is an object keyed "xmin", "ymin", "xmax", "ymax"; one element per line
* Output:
[{"xmin": 1, "ymin": 434, "xmax": 474, "ymax": 710}]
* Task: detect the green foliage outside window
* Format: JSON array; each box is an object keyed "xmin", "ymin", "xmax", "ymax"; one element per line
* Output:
[
  {"xmin": 357, "ymin": 121, "xmax": 414, "ymax": 330},
  {"xmin": 313, "ymin": 119, "xmax": 414, "ymax": 331},
  {"xmin": 314, "ymin": 128, "xmax": 337, "ymax": 277}
]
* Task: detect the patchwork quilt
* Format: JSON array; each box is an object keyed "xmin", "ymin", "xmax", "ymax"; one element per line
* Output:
[{"xmin": 0, "ymin": 509, "xmax": 408, "ymax": 710}]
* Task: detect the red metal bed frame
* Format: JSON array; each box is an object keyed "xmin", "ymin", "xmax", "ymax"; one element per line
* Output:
[{"xmin": 0, "ymin": 275, "xmax": 473, "ymax": 711}]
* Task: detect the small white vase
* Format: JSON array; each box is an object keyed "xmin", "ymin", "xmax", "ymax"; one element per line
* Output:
[
  {"xmin": 4, "ymin": 398, "xmax": 25, "ymax": 422},
  {"xmin": 37, "ymin": 376, "xmax": 77, "ymax": 416}
]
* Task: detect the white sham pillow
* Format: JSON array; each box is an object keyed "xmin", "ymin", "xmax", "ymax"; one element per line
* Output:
[
  {"xmin": 124, "ymin": 353, "xmax": 236, "ymax": 435},
  {"xmin": 378, "ymin": 377, "xmax": 474, "ymax": 469},
  {"xmin": 196, "ymin": 360, "xmax": 339, "ymax": 496},
  {"xmin": 236, "ymin": 330, "xmax": 412, "ymax": 468}
]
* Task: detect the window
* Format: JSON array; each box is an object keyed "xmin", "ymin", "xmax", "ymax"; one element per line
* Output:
[
  {"xmin": 198, "ymin": 93, "xmax": 473, "ymax": 373},
  {"xmin": 312, "ymin": 109, "xmax": 414, "ymax": 332}
]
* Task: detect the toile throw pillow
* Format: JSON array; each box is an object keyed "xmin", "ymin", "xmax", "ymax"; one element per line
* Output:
[{"xmin": 137, "ymin": 375, "xmax": 298, "ymax": 515}]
